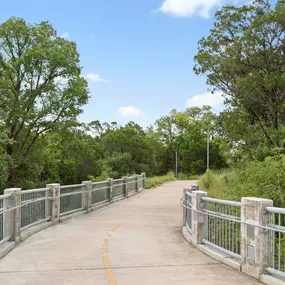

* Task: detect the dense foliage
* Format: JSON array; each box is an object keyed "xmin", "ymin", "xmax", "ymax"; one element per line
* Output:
[
  {"xmin": 197, "ymin": 0, "xmax": 285, "ymax": 206},
  {"xmin": 2, "ymin": 0, "xmax": 285, "ymax": 206},
  {"xmin": 0, "ymin": 16, "xmax": 229, "ymax": 195}
]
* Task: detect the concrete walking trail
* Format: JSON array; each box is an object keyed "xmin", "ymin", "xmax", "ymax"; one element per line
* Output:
[{"xmin": 0, "ymin": 181, "xmax": 261, "ymax": 285}]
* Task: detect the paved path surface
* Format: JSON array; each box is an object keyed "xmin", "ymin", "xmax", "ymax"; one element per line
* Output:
[{"xmin": 0, "ymin": 181, "xmax": 261, "ymax": 285}]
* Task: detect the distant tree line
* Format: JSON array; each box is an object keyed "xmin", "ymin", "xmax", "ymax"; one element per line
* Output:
[{"xmin": 1, "ymin": 0, "xmax": 285, "ymax": 196}]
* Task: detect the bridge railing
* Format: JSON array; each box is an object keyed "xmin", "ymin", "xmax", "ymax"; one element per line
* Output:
[
  {"xmin": 0, "ymin": 173, "xmax": 146, "ymax": 258},
  {"xmin": 183, "ymin": 185, "xmax": 284, "ymax": 283},
  {"xmin": 264, "ymin": 206, "xmax": 285, "ymax": 280},
  {"xmin": 21, "ymin": 188, "xmax": 50, "ymax": 230},
  {"xmin": 201, "ymin": 196, "xmax": 241, "ymax": 259},
  {"xmin": 0, "ymin": 193, "xmax": 12, "ymax": 246}
]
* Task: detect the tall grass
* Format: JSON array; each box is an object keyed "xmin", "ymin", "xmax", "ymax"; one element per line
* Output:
[
  {"xmin": 145, "ymin": 172, "xmax": 176, "ymax": 189},
  {"xmin": 177, "ymin": 173, "xmax": 200, "ymax": 180},
  {"xmin": 199, "ymin": 156, "xmax": 285, "ymax": 207},
  {"xmin": 198, "ymin": 169, "xmax": 238, "ymax": 200}
]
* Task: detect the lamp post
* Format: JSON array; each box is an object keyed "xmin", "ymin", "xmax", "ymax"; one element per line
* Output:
[
  {"xmin": 175, "ymin": 150, "xmax": 178, "ymax": 178},
  {"xmin": 207, "ymin": 131, "xmax": 210, "ymax": 170}
]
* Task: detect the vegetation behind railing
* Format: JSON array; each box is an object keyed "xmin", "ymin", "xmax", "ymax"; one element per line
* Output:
[{"xmin": 145, "ymin": 172, "xmax": 176, "ymax": 189}]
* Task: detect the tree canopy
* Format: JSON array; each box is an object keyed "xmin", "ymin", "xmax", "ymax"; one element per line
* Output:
[
  {"xmin": 194, "ymin": 0, "xmax": 285, "ymax": 149},
  {"xmin": 0, "ymin": 17, "xmax": 89, "ymax": 187}
]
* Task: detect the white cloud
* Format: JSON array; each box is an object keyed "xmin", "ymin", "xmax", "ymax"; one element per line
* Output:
[
  {"xmin": 186, "ymin": 91, "xmax": 224, "ymax": 110},
  {"xmin": 60, "ymin": 32, "xmax": 69, "ymax": 39},
  {"xmin": 85, "ymin": 73, "xmax": 108, "ymax": 82},
  {"xmin": 118, "ymin": 106, "xmax": 144, "ymax": 117},
  {"xmin": 159, "ymin": 0, "xmax": 247, "ymax": 18}
]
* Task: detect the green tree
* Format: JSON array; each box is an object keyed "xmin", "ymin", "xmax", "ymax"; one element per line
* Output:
[
  {"xmin": 0, "ymin": 17, "xmax": 89, "ymax": 186},
  {"xmin": 155, "ymin": 107, "xmax": 227, "ymax": 174},
  {"xmin": 194, "ymin": 0, "xmax": 285, "ymax": 148}
]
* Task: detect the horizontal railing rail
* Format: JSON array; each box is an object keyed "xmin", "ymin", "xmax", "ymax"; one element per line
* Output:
[{"xmin": 201, "ymin": 196, "xmax": 241, "ymax": 207}]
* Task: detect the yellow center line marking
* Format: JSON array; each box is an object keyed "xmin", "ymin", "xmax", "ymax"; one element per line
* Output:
[{"xmin": 102, "ymin": 224, "xmax": 120, "ymax": 285}]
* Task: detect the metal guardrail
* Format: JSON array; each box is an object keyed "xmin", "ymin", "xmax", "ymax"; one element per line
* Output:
[
  {"xmin": 201, "ymin": 196, "xmax": 241, "ymax": 259},
  {"xmin": 21, "ymin": 188, "xmax": 50, "ymax": 230},
  {"xmin": 91, "ymin": 182, "xmax": 109, "ymax": 205},
  {"xmin": 0, "ymin": 194, "xmax": 12, "ymax": 246},
  {"xmin": 185, "ymin": 191, "xmax": 192, "ymax": 233},
  {"xmin": 265, "ymin": 206, "xmax": 285, "ymax": 279},
  {"xmin": 127, "ymin": 177, "xmax": 137, "ymax": 194},
  {"xmin": 60, "ymin": 185, "xmax": 84, "ymax": 216},
  {"xmin": 113, "ymin": 179, "xmax": 124, "ymax": 198}
]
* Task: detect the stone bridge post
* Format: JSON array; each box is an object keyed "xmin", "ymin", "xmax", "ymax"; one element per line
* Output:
[
  {"xmin": 191, "ymin": 190, "xmax": 208, "ymax": 246},
  {"xmin": 82, "ymin": 181, "xmax": 92, "ymax": 213},
  {"xmin": 46, "ymin": 183, "xmax": 60, "ymax": 224},
  {"xmin": 4, "ymin": 188, "xmax": 21, "ymax": 244},
  {"xmin": 241, "ymin": 197, "xmax": 273, "ymax": 279}
]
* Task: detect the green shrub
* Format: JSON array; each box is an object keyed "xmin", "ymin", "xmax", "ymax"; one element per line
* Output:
[
  {"xmin": 198, "ymin": 155, "xmax": 285, "ymax": 207},
  {"xmin": 177, "ymin": 173, "xmax": 200, "ymax": 180},
  {"xmin": 145, "ymin": 172, "xmax": 176, "ymax": 189},
  {"xmin": 201, "ymin": 169, "xmax": 214, "ymax": 189}
]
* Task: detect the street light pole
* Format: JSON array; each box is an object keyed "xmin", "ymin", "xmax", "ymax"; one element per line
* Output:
[
  {"xmin": 175, "ymin": 150, "xmax": 178, "ymax": 178},
  {"xmin": 207, "ymin": 131, "xmax": 210, "ymax": 170}
]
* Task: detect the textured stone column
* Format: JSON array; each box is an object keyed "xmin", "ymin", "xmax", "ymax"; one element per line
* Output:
[
  {"xmin": 141, "ymin": 172, "xmax": 146, "ymax": 189},
  {"xmin": 82, "ymin": 181, "xmax": 92, "ymax": 213},
  {"xmin": 4, "ymin": 188, "xmax": 21, "ymax": 244},
  {"xmin": 107, "ymin": 178, "xmax": 113, "ymax": 203},
  {"xmin": 241, "ymin": 197, "xmax": 273, "ymax": 279},
  {"xmin": 191, "ymin": 190, "xmax": 208, "ymax": 246},
  {"xmin": 136, "ymin": 175, "xmax": 140, "ymax": 192},
  {"xmin": 46, "ymin": 184, "xmax": 60, "ymax": 224},
  {"xmin": 123, "ymin": 177, "xmax": 129, "ymax": 198}
]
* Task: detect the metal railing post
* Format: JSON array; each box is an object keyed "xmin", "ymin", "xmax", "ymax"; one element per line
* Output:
[
  {"xmin": 241, "ymin": 197, "xmax": 273, "ymax": 279},
  {"xmin": 3, "ymin": 188, "xmax": 21, "ymax": 244},
  {"xmin": 46, "ymin": 184, "xmax": 60, "ymax": 224},
  {"xmin": 45, "ymin": 188, "xmax": 52, "ymax": 220},
  {"xmin": 82, "ymin": 181, "xmax": 92, "ymax": 213},
  {"xmin": 107, "ymin": 178, "xmax": 113, "ymax": 203},
  {"xmin": 191, "ymin": 190, "xmax": 208, "ymax": 246},
  {"xmin": 183, "ymin": 188, "xmax": 190, "ymax": 227},
  {"xmin": 183, "ymin": 185, "xmax": 199, "ymax": 227}
]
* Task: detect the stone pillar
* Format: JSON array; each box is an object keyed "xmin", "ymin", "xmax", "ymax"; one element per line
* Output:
[
  {"xmin": 141, "ymin": 172, "xmax": 146, "ymax": 189},
  {"xmin": 123, "ymin": 177, "xmax": 129, "ymax": 198},
  {"xmin": 46, "ymin": 183, "xmax": 60, "ymax": 224},
  {"xmin": 4, "ymin": 188, "xmax": 21, "ymax": 244},
  {"xmin": 82, "ymin": 181, "xmax": 92, "ymax": 213},
  {"xmin": 241, "ymin": 197, "xmax": 273, "ymax": 279},
  {"xmin": 107, "ymin": 178, "xmax": 113, "ymax": 203},
  {"xmin": 191, "ymin": 190, "xmax": 208, "ymax": 246},
  {"xmin": 136, "ymin": 175, "xmax": 140, "ymax": 192}
]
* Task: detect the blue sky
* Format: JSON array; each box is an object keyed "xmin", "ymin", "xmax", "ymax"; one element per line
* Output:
[{"xmin": 1, "ymin": 0, "xmax": 240, "ymax": 127}]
